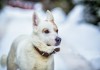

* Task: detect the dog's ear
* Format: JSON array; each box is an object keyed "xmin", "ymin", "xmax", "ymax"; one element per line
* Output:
[
  {"xmin": 33, "ymin": 11, "xmax": 40, "ymax": 27},
  {"xmin": 46, "ymin": 10, "xmax": 54, "ymax": 21}
]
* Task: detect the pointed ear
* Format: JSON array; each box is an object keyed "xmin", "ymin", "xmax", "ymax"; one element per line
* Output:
[
  {"xmin": 46, "ymin": 10, "xmax": 54, "ymax": 21},
  {"xmin": 33, "ymin": 11, "xmax": 40, "ymax": 27}
]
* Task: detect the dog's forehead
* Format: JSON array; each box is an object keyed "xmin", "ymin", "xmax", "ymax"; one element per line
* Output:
[{"xmin": 39, "ymin": 20, "xmax": 57, "ymax": 29}]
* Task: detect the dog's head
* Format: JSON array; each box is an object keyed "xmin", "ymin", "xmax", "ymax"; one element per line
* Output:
[{"xmin": 33, "ymin": 10, "xmax": 61, "ymax": 46}]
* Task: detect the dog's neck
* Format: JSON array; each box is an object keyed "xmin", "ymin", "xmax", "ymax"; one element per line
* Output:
[
  {"xmin": 31, "ymin": 31, "xmax": 60, "ymax": 57},
  {"xmin": 32, "ymin": 31, "xmax": 41, "ymax": 41},
  {"xmin": 34, "ymin": 46, "xmax": 60, "ymax": 58}
]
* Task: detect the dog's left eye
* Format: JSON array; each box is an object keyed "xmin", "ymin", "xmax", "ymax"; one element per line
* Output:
[
  {"xmin": 44, "ymin": 29, "xmax": 50, "ymax": 34},
  {"xmin": 56, "ymin": 30, "xmax": 58, "ymax": 33}
]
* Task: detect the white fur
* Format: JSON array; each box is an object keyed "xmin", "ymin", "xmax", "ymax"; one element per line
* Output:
[
  {"xmin": 32, "ymin": 10, "xmax": 59, "ymax": 46},
  {"xmin": 7, "ymin": 10, "xmax": 59, "ymax": 70},
  {"xmin": 14, "ymin": 35, "xmax": 53, "ymax": 70}
]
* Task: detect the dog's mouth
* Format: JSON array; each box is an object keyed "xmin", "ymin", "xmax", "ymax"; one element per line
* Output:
[
  {"xmin": 47, "ymin": 44, "xmax": 51, "ymax": 46},
  {"xmin": 47, "ymin": 43, "xmax": 61, "ymax": 46},
  {"xmin": 55, "ymin": 41, "xmax": 61, "ymax": 46},
  {"xmin": 55, "ymin": 43, "xmax": 60, "ymax": 46}
]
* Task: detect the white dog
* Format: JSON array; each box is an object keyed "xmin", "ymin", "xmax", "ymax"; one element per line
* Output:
[{"xmin": 6, "ymin": 10, "xmax": 61, "ymax": 70}]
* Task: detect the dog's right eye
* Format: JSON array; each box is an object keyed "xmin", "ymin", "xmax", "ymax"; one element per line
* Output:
[
  {"xmin": 44, "ymin": 29, "xmax": 49, "ymax": 34},
  {"xmin": 42, "ymin": 28, "xmax": 50, "ymax": 34}
]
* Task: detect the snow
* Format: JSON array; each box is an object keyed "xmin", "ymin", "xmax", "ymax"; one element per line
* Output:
[
  {"xmin": 0, "ymin": 4, "xmax": 100, "ymax": 70},
  {"xmin": 59, "ymin": 5, "xmax": 100, "ymax": 70}
]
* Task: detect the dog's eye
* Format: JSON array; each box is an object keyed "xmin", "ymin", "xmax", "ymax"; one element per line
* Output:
[
  {"xmin": 54, "ymin": 28, "xmax": 58, "ymax": 33},
  {"xmin": 44, "ymin": 29, "xmax": 50, "ymax": 34},
  {"xmin": 56, "ymin": 30, "xmax": 58, "ymax": 33}
]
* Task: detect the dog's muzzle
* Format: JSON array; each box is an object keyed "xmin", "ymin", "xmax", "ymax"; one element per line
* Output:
[{"xmin": 55, "ymin": 37, "xmax": 61, "ymax": 46}]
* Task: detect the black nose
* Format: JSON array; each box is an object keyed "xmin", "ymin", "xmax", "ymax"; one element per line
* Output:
[{"xmin": 55, "ymin": 37, "xmax": 61, "ymax": 43}]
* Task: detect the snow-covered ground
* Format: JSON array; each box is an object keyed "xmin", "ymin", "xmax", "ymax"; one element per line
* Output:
[{"xmin": 0, "ymin": 4, "xmax": 100, "ymax": 70}]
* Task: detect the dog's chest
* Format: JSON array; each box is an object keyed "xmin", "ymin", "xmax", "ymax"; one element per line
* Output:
[
  {"xmin": 34, "ymin": 58, "xmax": 48, "ymax": 70},
  {"xmin": 16, "ymin": 47, "xmax": 53, "ymax": 70},
  {"xmin": 33, "ymin": 52, "xmax": 53, "ymax": 70}
]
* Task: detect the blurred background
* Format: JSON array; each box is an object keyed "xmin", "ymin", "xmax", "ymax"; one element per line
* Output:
[{"xmin": 0, "ymin": 0, "xmax": 100, "ymax": 70}]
